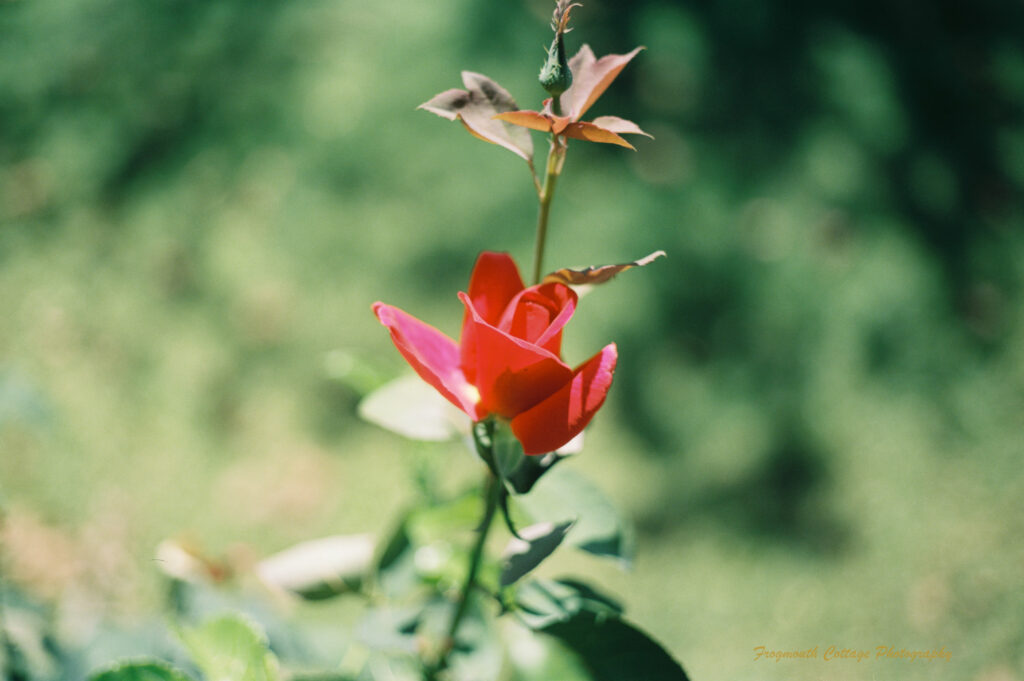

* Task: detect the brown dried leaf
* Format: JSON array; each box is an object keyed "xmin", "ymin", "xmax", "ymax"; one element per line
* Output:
[
  {"xmin": 562, "ymin": 121, "xmax": 634, "ymax": 149},
  {"xmin": 418, "ymin": 72, "xmax": 534, "ymax": 162},
  {"xmin": 559, "ymin": 45, "xmax": 645, "ymax": 121},
  {"xmin": 543, "ymin": 250, "xmax": 667, "ymax": 286}
]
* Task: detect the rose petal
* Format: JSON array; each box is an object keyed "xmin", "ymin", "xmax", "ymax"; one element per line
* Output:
[
  {"xmin": 460, "ymin": 252, "xmax": 526, "ymax": 380},
  {"xmin": 464, "ymin": 252, "xmax": 525, "ymax": 326},
  {"xmin": 373, "ymin": 303, "xmax": 484, "ymax": 420},
  {"xmin": 459, "ymin": 292, "xmax": 572, "ymax": 419},
  {"xmin": 496, "ymin": 283, "xmax": 577, "ymax": 356},
  {"xmin": 510, "ymin": 343, "xmax": 617, "ymax": 455}
]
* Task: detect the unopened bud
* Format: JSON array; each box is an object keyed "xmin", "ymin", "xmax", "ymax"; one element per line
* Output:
[
  {"xmin": 539, "ymin": 2, "xmax": 579, "ymax": 100},
  {"xmin": 539, "ymin": 32, "xmax": 571, "ymax": 97}
]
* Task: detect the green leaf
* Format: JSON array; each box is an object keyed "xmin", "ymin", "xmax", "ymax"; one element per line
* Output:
[
  {"xmin": 256, "ymin": 534, "xmax": 375, "ymax": 601},
  {"xmin": 1, "ymin": 588, "xmax": 62, "ymax": 681},
  {"xmin": 500, "ymin": 522, "xmax": 574, "ymax": 587},
  {"xmin": 374, "ymin": 518, "xmax": 419, "ymax": 598},
  {"xmin": 89, "ymin": 661, "xmax": 194, "ymax": 681},
  {"xmin": 407, "ymin": 492, "xmax": 481, "ymax": 546},
  {"xmin": 515, "ymin": 467, "xmax": 635, "ymax": 566},
  {"xmin": 354, "ymin": 606, "xmax": 420, "ymax": 654},
  {"xmin": 491, "ymin": 423, "xmax": 525, "ymax": 483},
  {"xmin": 357, "ymin": 374, "xmax": 468, "ymax": 442},
  {"xmin": 504, "ymin": 451, "xmax": 569, "ymax": 495},
  {"xmin": 176, "ymin": 614, "xmax": 280, "ymax": 681},
  {"xmin": 445, "ymin": 598, "xmax": 503, "ymax": 681},
  {"xmin": 489, "ymin": 421, "xmax": 570, "ymax": 495},
  {"xmin": 539, "ymin": 612, "xmax": 690, "ymax": 681},
  {"xmin": 513, "ymin": 578, "xmax": 622, "ymax": 630}
]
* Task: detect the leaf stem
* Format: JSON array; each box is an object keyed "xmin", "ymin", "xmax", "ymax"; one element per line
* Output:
[
  {"xmin": 531, "ymin": 137, "xmax": 567, "ymax": 285},
  {"xmin": 427, "ymin": 470, "xmax": 501, "ymax": 679},
  {"xmin": 527, "ymin": 157, "xmax": 542, "ymax": 196}
]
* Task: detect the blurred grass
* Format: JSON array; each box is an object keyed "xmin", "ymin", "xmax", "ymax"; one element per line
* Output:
[{"xmin": 2, "ymin": 0, "xmax": 1024, "ymax": 680}]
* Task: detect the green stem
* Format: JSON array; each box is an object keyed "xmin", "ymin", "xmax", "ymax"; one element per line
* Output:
[
  {"xmin": 531, "ymin": 137, "xmax": 566, "ymax": 285},
  {"xmin": 0, "ymin": 507, "xmax": 16, "ymax": 681},
  {"xmin": 428, "ymin": 472, "xmax": 501, "ymax": 679}
]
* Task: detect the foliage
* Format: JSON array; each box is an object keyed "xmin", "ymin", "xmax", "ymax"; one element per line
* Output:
[{"xmin": 1, "ymin": 0, "xmax": 1023, "ymax": 680}]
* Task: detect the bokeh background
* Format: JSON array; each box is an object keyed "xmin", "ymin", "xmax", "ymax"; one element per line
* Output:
[{"xmin": 2, "ymin": 0, "xmax": 1023, "ymax": 679}]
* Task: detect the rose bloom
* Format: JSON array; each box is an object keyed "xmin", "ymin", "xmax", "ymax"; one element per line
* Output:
[{"xmin": 372, "ymin": 252, "xmax": 616, "ymax": 455}]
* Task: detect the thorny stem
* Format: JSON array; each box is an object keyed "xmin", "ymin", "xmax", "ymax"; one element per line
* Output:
[
  {"xmin": 531, "ymin": 135, "xmax": 567, "ymax": 285},
  {"xmin": 426, "ymin": 470, "xmax": 501, "ymax": 680}
]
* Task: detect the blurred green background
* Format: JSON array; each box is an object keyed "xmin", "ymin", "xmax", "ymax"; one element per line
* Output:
[{"xmin": 2, "ymin": 0, "xmax": 1023, "ymax": 679}]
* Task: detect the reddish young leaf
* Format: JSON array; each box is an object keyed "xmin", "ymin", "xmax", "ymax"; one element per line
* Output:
[
  {"xmin": 542, "ymin": 250, "xmax": 667, "ymax": 287},
  {"xmin": 496, "ymin": 112, "xmax": 649, "ymax": 149},
  {"xmin": 589, "ymin": 116, "xmax": 653, "ymax": 139},
  {"xmin": 492, "ymin": 110, "xmax": 554, "ymax": 133},
  {"xmin": 559, "ymin": 45, "xmax": 645, "ymax": 121},
  {"xmin": 562, "ymin": 121, "xmax": 635, "ymax": 149},
  {"xmin": 419, "ymin": 72, "xmax": 534, "ymax": 162}
]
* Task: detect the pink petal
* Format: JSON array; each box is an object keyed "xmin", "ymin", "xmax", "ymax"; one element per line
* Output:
[
  {"xmin": 373, "ymin": 302, "xmax": 485, "ymax": 420},
  {"xmin": 510, "ymin": 343, "xmax": 617, "ymax": 455}
]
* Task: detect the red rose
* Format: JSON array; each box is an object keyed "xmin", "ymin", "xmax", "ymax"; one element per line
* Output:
[{"xmin": 372, "ymin": 252, "xmax": 617, "ymax": 455}]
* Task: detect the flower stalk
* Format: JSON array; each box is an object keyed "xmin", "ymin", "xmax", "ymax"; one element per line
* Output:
[
  {"xmin": 427, "ymin": 445, "xmax": 501, "ymax": 679},
  {"xmin": 532, "ymin": 137, "xmax": 567, "ymax": 285}
]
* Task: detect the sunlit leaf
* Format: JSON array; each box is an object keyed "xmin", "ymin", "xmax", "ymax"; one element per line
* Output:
[
  {"xmin": 515, "ymin": 467, "xmax": 635, "ymax": 566},
  {"xmin": 358, "ymin": 374, "xmax": 469, "ymax": 442},
  {"xmin": 559, "ymin": 46, "xmax": 645, "ymax": 121},
  {"xmin": 514, "ymin": 578, "xmax": 622, "ymax": 630},
  {"xmin": 589, "ymin": 116, "xmax": 653, "ymax": 138},
  {"xmin": 257, "ymin": 534, "xmax": 375, "ymax": 600},
  {"xmin": 562, "ymin": 121, "xmax": 635, "ymax": 149},
  {"xmin": 177, "ymin": 614, "xmax": 280, "ymax": 681},
  {"xmin": 539, "ymin": 612, "xmax": 690, "ymax": 681},
  {"xmin": 500, "ymin": 521, "xmax": 574, "ymax": 587},
  {"xmin": 419, "ymin": 72, "xmax": 534, "ymax": 162},
  {"xmin": 543, "ymin": 250, "xmax": 666, "ymax": 287},
  {"xmin": 492, "ymin": 110, "xmax": 553, "ymax": 133},
  {"xmin": 89, "ymin": 661, "xmax": 194, "ymax": 681}
]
